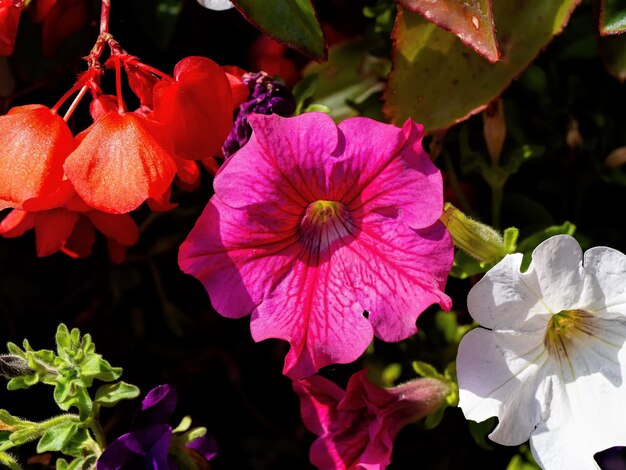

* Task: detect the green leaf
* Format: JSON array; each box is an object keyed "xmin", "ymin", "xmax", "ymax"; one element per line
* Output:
[
  {"xmin": 398, "ymin": 0, "xmax": 499, "ymax": 62},
  {"xmin": 468, "ymin": 417, "xmax": 497, "ymax": 450},
  {"xmin": 0, "ymin": 451, "xmax": 20, "ymax": 470},
  {"xmin": 600, "ymin": 33, "xmax": 626, "ymax": 81},
  {"xmin": 600, "ymin": 0, "xmax": 626, "ymax": 35},
  {"xmin": 55, "ymin": 324, "xmax": 71, "ymax": 358},
  {"xmin": 36, "ymin": 422, "xmax": 77, "ymax": 453},
  {"xmin": 94, "ymin": 382, "xmax": 140, "ymax": 407},
  {"xmin": 412, "ymin": 361, "xmax": 442, "ymax": 380},
  {"xmin": 292, "ymin": 74, "xmax": 319, "ymax": 115},
  {"xmin": 231, "ymin": 0, "xmax": 325, "ymax": 60},
  {"xmin": 385, "ymin": 1, "xmax": 581, "ymax": 132},
  {"xmin": 79, "ymin": 355, "xmax": 122, "ymax": 383},
  {"xmin": 302, "ymin": 38, "xmax": 389, "ymax": 121}
]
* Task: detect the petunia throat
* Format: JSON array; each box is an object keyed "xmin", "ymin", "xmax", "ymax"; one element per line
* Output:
[
  {"xmin": 544, "ymin": 309, "xmax": 596, "ymax": 358},
  {"xmin": 298, "ymin": 200, "xmax": 355, "ymax": 253}
]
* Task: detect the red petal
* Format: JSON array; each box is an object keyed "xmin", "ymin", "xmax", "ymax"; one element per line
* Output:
[
  {"xmin": 89, "ymin": 95, "xmax": 118, "ymax": 121},
  {"xmin": 0, "ymin": 105, "xmax": 75, "ymax": 208},
  {"xmin": 34, "ymin": 208, "xmax": 79, "ymax": 256},
  {"xmin": 124, "ymin": 61, "xmax": 160, "ymax": 109},
  {"xmin": 86, "ymin": 211, "xmax": 139, "ymax": 246},
  {"xmin": 0, "ymin": 209, "xmax": 35, "ymax": 237},
  {"xmin": 64, "ymin": 112, "xmax": 177, "ymax": 214},
  {"xmin": 61, "ymin": 216, "xmax": 95, "ymax": 258},
  {"xmin": 107, "ymin": 239, "xmax": 128, "ymax": 263},
  {"xmin": 40, "ymin": 0, "xmax": 86, "ymax": 58},
  {"xmin": 153, "ymin": 56, "xmax": 234, "ymax": 160},
  {"xmin": 222, "ymin": 65, "xmax": 249, "ymax": 107},
  {"xmin": 0, "ymin": 4, "xmax": 21, "ymax": 56},
  {"xmin": 175, "ymin": 157, "xmax": 201, "ymax": 191}
]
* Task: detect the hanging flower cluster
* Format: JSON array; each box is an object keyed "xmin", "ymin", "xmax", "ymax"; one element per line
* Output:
[
  {"xmin": 0, "ymin": 13, "xmax": 248, "ymax": 261},
  {"xmin": 179, "ymin": 112, "xmax": 454, "ymax": 378}
]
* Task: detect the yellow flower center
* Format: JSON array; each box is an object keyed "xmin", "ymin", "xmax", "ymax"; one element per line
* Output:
[
  {"xmin": 544, "ymin": 309, "xmax": 595, "ymax": 358},
  {"xmin": 307, "ymin": 200, "xmax": 342, "ymax": 224},
  {"xmin": 298, "ymin": 200, "xmax": 354, "ymax": 255}
]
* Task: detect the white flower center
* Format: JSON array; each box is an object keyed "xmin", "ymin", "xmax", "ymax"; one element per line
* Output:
[{"xmin": 544, "ymin": 309, "xmax": 596, "ymax": 358}]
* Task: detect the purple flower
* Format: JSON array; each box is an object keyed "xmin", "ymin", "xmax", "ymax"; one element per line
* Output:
[
  {"xmin": 222, "ymin": 71, "xmax": 296, "ymax": 157},
  {"xmin": 97, "ymin": 385, "xmax": 217, "ymax": 470}
]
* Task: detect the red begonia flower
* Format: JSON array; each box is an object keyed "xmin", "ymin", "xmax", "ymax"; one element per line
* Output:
[
  {"xmin": 0, "ymin": 205, "xmax": 139, "ymax": 261},
  {"xmin": 152, "ymin": 56, "xmax": 236, "ymax": 160},
  {"xmin": 0, "ymin": 1, "xmax": 21, "ymax": 56},
  {"xmin": 293, "ymin": 370, "xmax": 449, "ymax": 469},
  {"xmin": 64, "ymin": 111, "xmax": 177, "ymax": 214},
  {"xmin": 0, "ymin": 104, "xmax": 75, "ymax": 211},
  {"xmin": 34, "ymin": 0, "xmax": 87, "ymax": 58},
  {"xmin": 179, "ymin": 113, "xmax": 453, "ymax": 378}
]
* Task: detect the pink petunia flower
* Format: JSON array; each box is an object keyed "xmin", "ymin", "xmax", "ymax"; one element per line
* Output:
[
  {"xmin": 293, "ymin": 370, "xmax": 450, "ymax": 469},
  {"xmin": 178, "ymin": 112, "xmax": 453, "ymax": 378}
]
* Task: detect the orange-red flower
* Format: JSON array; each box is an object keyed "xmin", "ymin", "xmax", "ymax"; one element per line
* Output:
[
  {"xmin": 0, "ymin": 1, "xmax": 21, "ymax": 56},
  {"xmin": 152, "ymin": 56, "xmax": 244, "ymax": 160},
  {"xmin": 64, "ymin": 111, "xmax": 177, "ymax": 214},
  {"xmin": 0, "ymin": 105, "xmax": 75, "ymax": 211},
  {"xmin": 0, "ymin": 201, "xmax": 139, "ymax": 262}
]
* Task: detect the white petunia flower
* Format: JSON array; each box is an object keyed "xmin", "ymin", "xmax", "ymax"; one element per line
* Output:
[
  {"xmin": 197, "ymin": 0, "xmax": 234, "ymax": 11},
  {"xmin": 457, "ymin": 235, "xmax": 626, "ymax": 470}
]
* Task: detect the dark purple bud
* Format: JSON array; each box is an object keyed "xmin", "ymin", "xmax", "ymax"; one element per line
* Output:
[{"xmin": 222, "ymin": 72, "xmax": 296, "ymax": 158}]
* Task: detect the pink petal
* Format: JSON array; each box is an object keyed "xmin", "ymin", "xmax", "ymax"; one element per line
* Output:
[
  {"xmin": 340, "ymin": 214, "xmax": 453, "ymax": 342},
  {"xmin": 178, "ymin": 197, "xmax": 303, "ymax": 319},
  {"xmin": 293, "ymin": 376, "xmax": 344, "ymax": 436},
  {"xmin": 214, "ymin": 112, "xmax": 340, "ymax": 209},
  {"xmin": 330, "ymin": 118, "xmax": 443, "ymax": 229},
  {"xmin": 250, "ymin": 252, "xmax": 374, "ymax": 379}
]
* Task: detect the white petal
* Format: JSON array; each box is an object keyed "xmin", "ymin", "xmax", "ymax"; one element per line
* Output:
[
  {"xmin": 457, "ymin": 327, "xmax": 548, "ymax": 445},
  {"xmin": 467, "ymin": 253, "xmax": 548, "ymax": 332},
  {"xmin": 579, "ymin": 246, "xmax": 626, "ymax": 315},
  {"xmin": 531, "ymin": 235, "xmax": 585, "ymax": 312},
  {"xmin": 197, "ymin": 0, "xmax": 234, "ymax": 10}
]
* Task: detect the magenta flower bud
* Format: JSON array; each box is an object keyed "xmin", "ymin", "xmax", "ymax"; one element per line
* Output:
[{"xmin": 293, "ymin": 370, "xmax": 450, "ymax": 469}]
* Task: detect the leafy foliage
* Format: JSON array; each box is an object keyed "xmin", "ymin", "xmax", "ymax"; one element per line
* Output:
[{"xmin": 0, "ymin": 325, "xmax": 139, "ymax": 469}]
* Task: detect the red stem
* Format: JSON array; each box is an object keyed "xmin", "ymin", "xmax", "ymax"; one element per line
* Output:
[
  {"xmin": 115, "ymin": 56, "xmax": 125, "ymax": 113},
  {"xmin": 100, "ymin": 0, "xmax": 111, "ymax": 35}
]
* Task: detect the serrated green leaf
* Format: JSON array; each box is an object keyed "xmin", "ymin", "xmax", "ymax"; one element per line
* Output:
[
  {"xmin": 55, "ymin": 324, "xmax": 71, "ymax": 358},
  {"xmin": 6, "ymin": 375, "xmax": 37, "ymax": 391},
  {"xmin": 231, "ymin": 0, "xmax": 325, "ymax": 60},
  {"xmin": 600, "ymin": 0, "xmax": 626, "ymax": 35},
  {"xmin": 36, "ymin": 422, "xmax": 77, "ymax": 453},
  {"xmin": 94, "ymin": 382, "xmax": 140, "ymax": 407},
  {"xmin": 385, "ymin": 1, "xmax": 581, "ymax": 132},
  {"xmin": 79, "ymin": 355, "xmax": 121, "ymax": 383}
]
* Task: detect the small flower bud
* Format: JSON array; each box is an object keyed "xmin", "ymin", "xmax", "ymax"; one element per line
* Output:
[
  {"xmin": 605, "ymin": 146, "xmax": 626, "ymax": 169},
  {"xmin": 0, "ymin": 354, "xmax": 29, "ymax": 379},
  {"xmin": 440, "ymin": 203, "xmax": 509, "ymax": 263},
  {"xmin": 566, "ymin": 118, "xmax": 583, "ymax": 150},
  {"xmin": 483, "ymin": 98, "xmax": 506, "ymax": 165}
]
